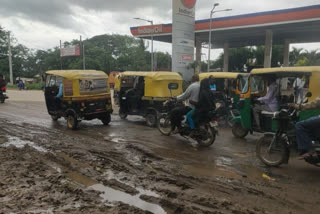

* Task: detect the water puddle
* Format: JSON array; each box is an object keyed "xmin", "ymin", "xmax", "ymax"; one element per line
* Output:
[
  {"xmin": 50, "ymin": 155, "xmax": 165, "ymax": 214},
  {"xmin": 104, "ymin": 136, "xmax": 126, "ymax": 144},
  {"xmin": 104, "ymin": 170, "xmax": 160, "ymax": 198},
  {"xmin": 183, "ymin": 164, "xmax": 242, "ymax": 179},
  {"xmin": 1, "ymin": 136, "xmax": 48, "ymax": 153},
  {"xmin": 216, "ymin": 157, "xmax": 232, "ymax": 167},
  {"xmin": 90, "ymin": 184, "xmax": 166, "ymax": 214}
]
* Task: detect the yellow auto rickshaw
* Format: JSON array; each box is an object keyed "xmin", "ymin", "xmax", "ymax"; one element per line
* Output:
[
  {"xmin": 118, "ymin": 71, "xmax": 183, "ymax": 127},
  {"xmin": 44, "ymin": 70, "xmax": 113, "ymax": 130}
]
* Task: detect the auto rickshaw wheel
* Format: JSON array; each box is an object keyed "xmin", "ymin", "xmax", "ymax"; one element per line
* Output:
[
  {"xmin": 101, "ymin": 114, "xmax": 111, "ymax": 125},
  {"xmin": 51, "ymin": 115, "xmax": 60, "ymax": 121},
  {"xmin": 67, "ymin": 114, "xmax": 78, "ymax": 130},
  {"xmin": 119, "ymin": 108, "xmax": 127, "ymax": 119},
  {"xmin": 146, "ymin": 112, "xmax": 157, "ymax": 127},
  {"xmin": 232, "ymin": 122, "xmax": 248, "ymax": 138}
]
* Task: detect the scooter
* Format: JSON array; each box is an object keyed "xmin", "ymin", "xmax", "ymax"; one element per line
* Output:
[{"xmin": 0, "ymin": 87, "xmax": 8, "ymax": 103}]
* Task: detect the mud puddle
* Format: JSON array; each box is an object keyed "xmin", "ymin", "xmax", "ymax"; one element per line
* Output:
[
  {"xmin": 183, "ymin": 164, "xmax": 243, "ymax": 179},
  {"xmin": 51, "ymin": 152, "xmax": 166, "ymax": 214},
  {"xmin": 1, "ymin": 136, "xmax": 48, "ymax": 153}
]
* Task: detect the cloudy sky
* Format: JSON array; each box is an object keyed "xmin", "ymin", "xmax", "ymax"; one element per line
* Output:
[{"xmin": 1, "ymin": 0, "xmax": 319, "ymax": 60}]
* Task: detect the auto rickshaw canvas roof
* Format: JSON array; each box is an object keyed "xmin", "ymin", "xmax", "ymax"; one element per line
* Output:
[
  {"xmin": 120, "ymin": 71, "xmax": 182, "ymax": 81},
  {"xmin": 199, "ymin": 72, "xmax": 249, "ymax": 80},
  {"xmin": 45, "ymin": 70, "xmax": 108, "ymax": 79},
  {"xmin": 250, "ymin": 66, "xmax": 320, "ymax": 77}
]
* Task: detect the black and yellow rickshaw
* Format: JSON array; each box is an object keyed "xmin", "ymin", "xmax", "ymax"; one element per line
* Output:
[
  {"xmin": 199, "ymin": 72, "xmax": 249, "ymax": 107},
  {"xmin": 117, "ymin": 71, "xmax": 183, "ymax": 127},
  {"xmin": 44, "ymin": 70, "xmax": 113, "ymax": 129},
  {"xmin": 232, "ymin": 66, "xmax": 320, "ymax": 138},
  {"xmin": 199, "ymin": 72, "xmax": 249, "ymax": 126}
]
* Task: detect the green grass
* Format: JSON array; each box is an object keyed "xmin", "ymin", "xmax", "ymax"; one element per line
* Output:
[
  {"xmin": 6, "ymin": 85, "xmax": 18, "ymax": 89},
  {"xmin": 26, "ymin": 83, "xmax": 43, "ymax": 90},
  {"xmin": 7, "ymin": 83, "xmax": 43, "ymax": 90}
]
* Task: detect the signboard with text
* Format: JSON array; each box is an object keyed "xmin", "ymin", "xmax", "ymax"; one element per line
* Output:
[
  {"xmin": 137, "ymin": 25, "xmax": 163, "ymax": 35},
  {"xmin": 172, "ymin": 0, "xmax": 196, "ymax": 81},
  {"xmin": 60, "ymin": 46, "xmax": 81, "ymax": 57}
]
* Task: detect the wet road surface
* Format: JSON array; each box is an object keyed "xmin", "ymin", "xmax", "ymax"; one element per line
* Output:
[{"xmin": 0, "ymin": 90, "xmax": 320, "ymax": 214}]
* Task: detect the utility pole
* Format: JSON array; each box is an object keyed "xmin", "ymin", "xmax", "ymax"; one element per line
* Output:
[
  {"xmin": 80, "ymin": 36, "xmax": 85, "ymax": 70},
  {"xmin": 8, "ymin": 32, "xmax": 13, "ymax": 85},
  {"xmin": 60, "ymin": 40, "xmax": 62, "ymax": 70},
  {"xmin": 207, "ymin": 3, "xmax": 232, "ymax": 72},
  {"xmin": 83, "ymin": 42, "xmax": 86, "ymax": 70},
  {"xmin": 134, "ymin": 18, "xmax": 154, "ymax": 71}
]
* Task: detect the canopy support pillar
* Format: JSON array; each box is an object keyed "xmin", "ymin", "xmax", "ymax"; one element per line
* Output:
[
  {"xmin": 223, "ymin": 42, "xmax": 229, "ymax": 72},
  {"xmin": 195, "ymin": 38, "xmax": 202, "ymax": 73},
  {"xmin": 264, "ymin": 29, "xmax": 273, "ymax": 68}
]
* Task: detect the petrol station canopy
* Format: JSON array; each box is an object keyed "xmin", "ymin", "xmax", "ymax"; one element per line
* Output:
[{"xmin": 130, "ymin": 5, "xmax": 320, "ymax": 48}]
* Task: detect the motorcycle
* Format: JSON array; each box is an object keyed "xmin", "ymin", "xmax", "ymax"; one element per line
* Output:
[
  {"xmin": 0, "ymin": 87, "xmax": 8, "ymax": 103},
  {"xmin": 157, "ymin": 98, "xmax": 218, "ymax": 147},
  {"xmin": 215, "ymin": 96, "xmax": 239, "ymax": 128},
  {"xmin": 256, "ymin": 107, "xmax": 320, "ymax": 167}
]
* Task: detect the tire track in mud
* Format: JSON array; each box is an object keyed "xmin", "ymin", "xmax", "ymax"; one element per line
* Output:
[{"xmin": 0, "ymin": 116, "xmax": 315, "ymax": 214}]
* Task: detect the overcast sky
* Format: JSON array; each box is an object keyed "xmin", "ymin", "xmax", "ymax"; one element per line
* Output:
[{"xmin": 1, "ymin": 0, "xmax": 319, "ymax": 60}]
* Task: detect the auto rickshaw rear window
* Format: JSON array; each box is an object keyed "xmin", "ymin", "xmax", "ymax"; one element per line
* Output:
[{"xmin": 79, "ymin": 78, "xmax": 108, "ymax": 95}]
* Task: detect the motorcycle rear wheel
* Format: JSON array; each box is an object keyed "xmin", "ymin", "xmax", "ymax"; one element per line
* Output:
[
  {"xmin": 157, "ymin": 114, "xmax": 172, "ymax": 136},
  {"xmin": 256, "ymin": 135, "xmax": 288, "ymax": 167},
  {"xmin": 196, "ymin": 125, "xmax": 216, "ymax": 147}
]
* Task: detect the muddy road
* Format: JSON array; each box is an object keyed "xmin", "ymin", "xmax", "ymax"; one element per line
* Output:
[{"xmin": 0, "ymin": 90, "xmax": 319, "ymax": 214}]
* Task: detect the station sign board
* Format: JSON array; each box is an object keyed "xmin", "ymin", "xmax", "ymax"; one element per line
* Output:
[{"xmin": 172, "ymin": 0, "xmax": 197, "ymax": 81}]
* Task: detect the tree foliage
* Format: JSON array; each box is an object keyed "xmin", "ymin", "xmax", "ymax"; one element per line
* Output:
[
  {"xmin": 0, "ymin": 26, "xmax": 168, "ymax": 80},
  {"xmin": 0, "ymin": 24, "xmax": 319, "ymax": 80}
]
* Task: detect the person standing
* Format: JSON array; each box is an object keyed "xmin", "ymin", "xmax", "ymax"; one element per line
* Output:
[{"xmin": 293, "ymin": 77, "xmax": 305, "ymax": 104}]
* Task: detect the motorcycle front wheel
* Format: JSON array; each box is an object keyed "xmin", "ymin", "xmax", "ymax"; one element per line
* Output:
[
  {"xmin": 157, "ymin": 114, "xmax": 172, "ymax": 136},
  {"xmin": 256, "ymin": 135, "xmax": 288, "ymax": 167}
]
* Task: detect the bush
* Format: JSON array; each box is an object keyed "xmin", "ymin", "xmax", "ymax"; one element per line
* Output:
[
  {"xmin": 6, "ymin": 85, "xmax": 18, "ymax": 89},
  {"xmin": 26, "ymin": 83, "xmax": 43, "ymax": 90}
]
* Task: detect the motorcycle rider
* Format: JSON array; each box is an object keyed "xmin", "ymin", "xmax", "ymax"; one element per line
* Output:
[
  {"xmin": 191, "ymin": 78, "xmax": 215, "ymax": 129},
  {"xmin": 170, "ymin": 74, "xmax": 200, "ymax": 132},
  {"xmin": 289, "ymin": 96, "xmax": 320, "ymax": 157},
  {"xmin": 0, "ymin": 74, "xmax": 7, "ymax": 88}
]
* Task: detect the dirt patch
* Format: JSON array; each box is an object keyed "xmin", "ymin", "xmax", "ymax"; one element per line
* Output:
[{"xmin": 0, "ymin": 106, "xmax": 319, "ymax": 214}]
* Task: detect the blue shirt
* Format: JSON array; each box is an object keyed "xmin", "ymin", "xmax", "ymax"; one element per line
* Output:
[
  {"xmin": 210, "ymin": 84, "xmax": 216, "ymax": 91},
  {"xmin": 57, "ymin": 83, "xmax": 63, "ymax": 98}
]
